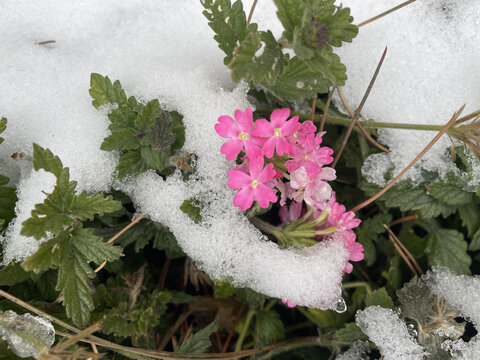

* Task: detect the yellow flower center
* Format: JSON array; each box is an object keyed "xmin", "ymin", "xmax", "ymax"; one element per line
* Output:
[
  {"xmin": 293, "ymin": 131, "xmax": 299, "ymax": 138},
  {"xmin": 239, "ymin": 132, "xmax": 249, "ymax": 140},
  {"xmin": 250, "ymin": 179, "xmax": 259, "ymax": 188},
  {"xmin": 304, "ymin": 154, "xmax": 310, "ymax": 160},
  {"xmin": 274, "ymin": 128, "xmax": 282, "ymax": 137}
]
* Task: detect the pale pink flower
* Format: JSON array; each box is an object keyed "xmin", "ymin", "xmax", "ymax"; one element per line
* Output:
[
  {"xmin": 288, "ymin": 120, "xmax": 316, "ymax": 144},
  {"xmin": 227, "ymin": 156, "xmax": 278, "ymax": 211},
  {"xmin": 275, "ymin": 180, "xmax": 294, "ymax": 206},
  {"xmin": 215, "ymin": 108, "xmax": 264, "ymax": 161},
  {"xmin": 285, "ymin": 133, "xmax": 334, "ymax": 177},
  {"xmin": 278, "ymin": 201, "xmax": 304, "ymax": 224},
  {"xmin": 290, "ymin": 166, "xmax": 336, "ymax": 206},
  {"xmin": 251, "ymin": 108, "xmax": 301, "ymax": 158},
  {"xmin": 282, "ymin": 299, "xmax": 297, "ymax": 308}
]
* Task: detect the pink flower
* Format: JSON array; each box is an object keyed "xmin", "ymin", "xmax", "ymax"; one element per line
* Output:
[
  {"xmin": 288, "ymin": 120, "xmax": 316, "ymax": 144},
  {"xmin": 278, "ymin": 201, "xmax": 304, "ymax": 224},
  {"xmin": 282, "ymin": 299, "xmax": 297, "ymax": 308},
  {"xmin": 227, "ymin": 156, "xmax": 278, "ymax": 211},
  {"xmin": 215, "ymin": 108, "xmax": 264, "ymax": 161},
  {"xmin": 285, "ymin": 133, "xmax": 334, "ymax": 177},
  {"xmin": 251, "ymin": 108, "xmax": 301, "ymax": 158},
  {"xmin": 290, "ymin": 166, "xmax": 336, "ymax": 206},
  {"xmin": 275, "ymin": 180, "xmax": 294, "ymax": 206}
]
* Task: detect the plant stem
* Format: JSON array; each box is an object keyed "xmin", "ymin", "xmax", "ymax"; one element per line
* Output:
[
  {"xmin": 357, "ymin": 0, "xmax": 417, "ymax": 27},
  {"xmin": 235, "ymin": 309, "xmax": 256, "ymax": 352},
  {"xmin": 342, "ymin": 281, "xmax": 373, "ymax": 295},
  {"xmin": 249, "ymin": 217, "xmax": 280, "ymax": 236}
]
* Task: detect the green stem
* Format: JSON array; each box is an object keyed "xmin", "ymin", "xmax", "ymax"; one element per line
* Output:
[
  {"xmin": 342, "ymin": 281, "xmax": 373, "ymax": 295},
  {"xmin": 250, "ymin": 217, "xmax": 281, "ymax": 236},
  {"xmin": 235, "ymin": 309, "xmax": 256, "ymax": 352},
  {"xmin": 256, "ymin": 110, "xmax": 444, "ymax": 131},
  {"xmin": 265, "ymin": 299, "xmax": 277, "ymax": 311}
]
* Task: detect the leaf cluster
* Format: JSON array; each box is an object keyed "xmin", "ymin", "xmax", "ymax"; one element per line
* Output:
[
  {"xmin": 20, "ymin": 145, "xmax": 123, "ymax": 326},
  {"xmin": 89, "ymin": 74, "xmax": 186, "ymax": 179},
  {"xmin": 202, "ymin": 0, "xmax": 358, "ymax": 101}
]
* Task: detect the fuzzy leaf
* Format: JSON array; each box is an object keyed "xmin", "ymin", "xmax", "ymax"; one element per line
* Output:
[
  {"xmin": 180, "ymin": 198, "xmax": 203, "ymax": 223},
  {"xmin": 469, "ymin": 228, "xmax": 480, "ymax": 251},
  {"xmin": 116, "ymin": 151, "xmax": 150, "ymax": 179},
  {"xmin": 69, "ymin": 227, "xmax": 122, "ymax": 265},
  {"xmin": 213, "ymin": 281, "xmax": 236, "ymax": 299},
  {"xmin": 31, "ymin": 143, "xmax": 63, "ymax": 178},
  {"xmin": 430, "ymin": 175, "xmax": 473, "ymax": 206},
  {"xmin": 334, "ymin": 322, "xmax": 368, "ymax": 342},
  {"xmin": 101, "ymin": 128, "xmax": 141, "ymax": 151},
  {"xmin": 153, "ymin": 225, "xmax": 184, "ymax": 258},
  {"xmin": 22, "ymin": 237, "xmax": 62, "ymax": 274},
  {"xmin": 89, "ymin": 73, "xmax": 127, "ymax": 109},
  {"xmin": 0, "ymin": 263, "xmax": 30, "ymax": 286},
  {"xmin": 235, "ymin": 288, "xmax": 266, "ymax": 308},
  {"xmin": 365, "ymin": 288, "xmax": 394, "ymax": 309},
  {"xmin": 70, "ymin": 193, "xmax": 122, "ymax": 221},
  {"xmin": 145, "ymin": 112, "xmax": 176, "ymax": 152},
  {"xmin": 397, "ymin": 278, "xmax": 433, "ymax": 325},
  {"xmin": 424, "ymin": 225, "xmax": 471, "ymax": 275},
  {"xmin": 107, "ymin": 97, "xmax": 141, "ymax": 131},
  {"xmin": 356, "ymin": 212, "xmax": 392, "ymax": 266},
  {"xmin": 135, "ymin": 99, "xmax": 161, "ymax": 132},
  {"xmin": 140, "ymin": 146, "xmax": 167, "ymax": 171},
  {"xmin": 175, "ymin": 319, "xmax": 218, "ymax": 354},
  {"xmin": 170, "ymin": 111, "xmax": 186, "ymax": 153},
  {"xmin": 458, "ymin": 202, "xmax": 480, "ymax": 238},
  {"xmin": 202, "ymin": 0, "xmax": 258, "ymax": 65},
  {"xmin": 255, "ymin": 310, "xmax": 285, "ymax": 345}
]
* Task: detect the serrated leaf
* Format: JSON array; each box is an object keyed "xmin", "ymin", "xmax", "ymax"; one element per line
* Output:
[
  {"xmin": 423, "ymin": 225, "xmax": 471, "ymax": 275},
  {"xmin": 180, "ymin": 198, "xmax": 203, "ymax": 223},
  {"xmin": 22, "ymin": 237, "xmax": 62, "ymax": 274},
  {"xmin": 135, "ymin": 99, "xmax": 161, "ymax": 132},
  {"xmin": 101, "ymin": 128, "xmax": 141, "ymax": 151},
  {"xmin": 458, "ymin": 202, "xmax": 480, "ymax": 238},
  {"xmin": 235, "ymin": 288, "xmax": 266, "ymax": 308},
  {"xmin": 469, "ymin": 228, "xmax": 480, "ymax": 251},
  {"xmin": 153, "ymin": 225, "xmax": 184, "ymax": 258},
  {"xmin": 255, "ymin": 310, "xmax": 285, "ymax": 345},
  {"xmin": 31, "ymin": 144, "xmax": 63, "ymax": 178},
  {"xmin": 202, "ymin": 0, "xmax": 258, "ymax": 65},
  {"xmin": 386, "ymin": 255, "xmax": 403, "ymax": 290},
  {"xmin": 0, "ymin": 263, "xmax": 30, "ymax": 286},
  {"xmin": 334, "ymin": 322, "xmax": 368, "ymax": 341},
  {"xmin": 116, "ymin": 150, "xmax": 150, "ymax": 179},
  {"xmin": 0, "ymin": 185, "xmax": 17, "ymax": 227},
  {"xmin": 306, "ymin": 308, "xmax": 348, "ymax": 328},
  {"xmin": 397, "ymin": 277, "xmax": 433, "ymax": 325},
  {"xmin": 365, "ymin": 288, "xmax": 394, "ymax": 309},
  {"xmin": 70, "ymin": 193, "xmax": 122, "ymax": 221},
  {"xmin": 145, "ymin": 112, "xmax": 176, "ymax": 152},
  {"xmin": 89, "ymin": 73, "xmax": 127, "ymax": 109},
  {"xmin": 170, "ymin": 111, "xmax": 186, "ymax": 153},
  {"xmin": 175, "ymin": 319, "xmax": 218, "ymax": 354},
  {"xmin": 107, "ymin": 97, "xmax": 141, "ymax": 131},
  {"xmin": 430, "ymin": 175, "xmax": 473, "ymax": 206},
  {"xmin": 69, "ymin": 227, "xmax": 122, "ymax": 265},
  {"xmin": 140, "ymin": 146, "xmax": 166, "ymax": 171},
  {"xmin": 356, "ymin": 212, "xmax": 392, "ymax": 266}
]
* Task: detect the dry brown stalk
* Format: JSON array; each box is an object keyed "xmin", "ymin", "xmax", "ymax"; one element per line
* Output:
[
  {"xmin": 383, "ymin": 224, "xmax": 418, "ymax": 277},
  {"xmin": 357, "ymin": 0, "xmax": 417, "ymax": 27}
]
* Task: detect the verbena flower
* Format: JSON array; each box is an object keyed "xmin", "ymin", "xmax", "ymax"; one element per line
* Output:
[
  {"xmin": 282, "ymin": 299, "xmax": 297, "ymax": 308},
  {"xmin": 227, "ymin": 156, "xmax": 277, "ymax": 211},
  {"xmin": 290, "ymin": 166, "xmax": 336, "ymax": 206},
  {"xmin": 288, "ymin": 120, "xmax": 316, "ymax": 144},
  {"xmin": 215, "ymin": 108, "xmax": 264, "ymax": 161},
  {"xmin": 251, "ymin": 108, "xmax": 301, "ymax": 158}
]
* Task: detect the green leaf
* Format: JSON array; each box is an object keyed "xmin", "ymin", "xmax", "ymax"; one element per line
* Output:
[
  {"xmin": 213, "ymin": 281, "xmax": 236, "ymax": 298},
  {"xmin": 140, "ymin": 146, "xmax": 167, "ymax": 171},
  {"xmin": 175, "ymin": 319, "xmax": 218, "ymax": 354},
  {"xmin": 235, "ymin": 288, "xmax": 266, "ymax": 308},
  {"xmin": 469, "ymin": 228, "xmax": 480, "ymax": 251},
  {"xmin": 70, "ymin": 193, "xmax": 122, "ymax": 221},
  {"xmin": 180, "ymin": 198, "xmax": 203, "ymax": 223},
  {"xmin": 145, "ymin": 113, "xmax": 176, "ymax": 152},
  {"xmin": 365, "ymin": 288, "xmax": 394, "ymax": 309},
  {"xmin": 0, "ymin": 185, "xmax": 17, "ymax": 227},
  {"xmin": 397, "ymin": 277, "xmax": 433, "ymax": 325},
  {"xmin": 430, "ymin": 175, "xmax": 473, "ymax": 206},
  {"xmin": 0, "ymin": 263, "xmax": 30, "ymax": 286},
  {"xmin": 306, "ymin": 308, "xmax": 347, "ymax": 328},
  {"xmin": 89, "ymin": 73, "xmax": 127, "ymax": 109},
  {"xmin": 31, "ymin": 143, "xmax": 63, "ymax": 178},
  {"xmin": 135, "ymin": 99, "xmax": 161, "ymax": 132},
  {"xmin": 107, "ymin": 97, "xmax": 141, "ymax": 131},
  {"xmin": 386, "ymin": 255, "xmax": 403, "ymax": 290},
  {"xmin": 356, "ymin": 212, "xmax": 392, "ymax": 266},
  {"xmin": 101, "ymin": 128, "xmax": 141, "ymax": 151},
  {"xmin": 116, "ymin": 150, "xmax": 150, "ymax": 179},
  {"xmin": 458, "ymin": 202, "xmax": 480, "ymax": 238},
  {"xmin": 255, "ymin": 310, "xmax": 285, "ymax": 345},
  {"xmin": 153, "ymin": 225, "xmax": 184, "ymax": 259},
  {"xmin": 202, "ymin": 0, "xmax": 258, "ymax": 65},
  {"xmin": 0, "ymin": 117, "xmax": 7, "ymax": 145},
  {"xmin": 423, "ymin": 224, "xmax": 471, "ymax": 275},
  {"xmin": 334, "ymin": 322, "xmax": 368, "ymax": 342},
  {"xmin": 22, "ymin": 237, "xmax": 62, "ymax": 274},
  {"xmin": 69, "ymin": 227, "xmax": 122, "ymax": 265},
  {"xmin": 170, "ymin": 111, "xmax": 186, "ymax": 153}
]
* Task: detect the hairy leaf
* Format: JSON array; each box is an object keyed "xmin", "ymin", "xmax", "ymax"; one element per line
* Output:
[
  {"xmin": 430, "ymin": 175, "xmax": 473, "ymax": 206},
  {"xmin": 255, "ymin": 310, "xmax": 285, "ymax": 345},
  {"xmin": 334, "ymin": 322, "xmax": 368, "ymax": 342},
  {"xmin": 153, "ymin": 225, "xmax": 184, "ymax": 258},
  {"xmin": 0, "ymin": 263, "xmax": 30, "ymax": 286},
  {"xmin": 89, "ymin": 73, "xmax": 127, "ymax": 108},
  {"xmin": 365, "ymin": 288, "xmax": 394, "ymax": 309},
  {"xmin": 180, "ymin": 198, "xmax": 203, "ymax": 223},
  {"xmin": 145, "ymin": 112, "xmax": 176, "ymax": 152},
  {"xmin": 135, "ymin": 99, "xmax": 161, "ymax": 132},
  {"xmin": 70, "ymin": 193, "xmax": 122, "ymax": 221},
  {"xmin": 175, "ymin": 319, "xmax": 218, "ymax": 353}
]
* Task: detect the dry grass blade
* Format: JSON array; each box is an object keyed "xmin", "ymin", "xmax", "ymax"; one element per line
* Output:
[
  {"xmin": 383, "ymin": 225, "xmax": 418, "ymax": 277},
  {"xmin": 357, "ymin": 0, "xmax": 417, "ymax": 27},
  {"xmin": 310, "ymin": 96, "xmax": 317, "ymax": 123},
  {"xmin": 52, "ymin": 322, "xmax": 103, "ymax": 353},
  {"xmin": 383, "ymin": 224, "xmax": 423, "ymax": 275},
  {"xmin": 390, "ymin": 214, "xmax": 418, "ymax": 227},
  {"xmin": 333, "ymin": 47, "xmax": 388, "ymax": 167},
  {"xmin": 351, "ymin": 104, "xmax": 466, "ymax": 213}
]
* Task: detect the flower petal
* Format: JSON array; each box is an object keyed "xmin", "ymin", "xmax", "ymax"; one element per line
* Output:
[
  {"xmin": 227, "ymin": 170, "xmax": 252, "ymax": 189},
  {"xmin": 270, "ymin": 108, "xmax": 290, "ymax": 127},
  {"xmin": 220, "ymin": 139, "xmax": 244, "ymax": 161},
  {"xmin": 255, "ymin": 183, "xmax": 277, "ymax": 208},
  {"xmin": 248, "ymin": 156, "xmax": 264, "ymax": 179},
  {"xmin": 234, "ymin": 108, "xmax": 253, "ymax": 133},
  {"xmin": 233, "ymin": 186, "xmax": 256, "ymax": 211},
  {"xmin": 215, "ymin": 115, "xmax": 240, "ymax": 138},
  {"xmin": 281, "ymin": 116, "xmax": 301, "ymax": 136},
  {"xmin": 262, "ymin": 137, "xmax": 277, "ymax": 159},
  {"xmin": 258, "ymin": 163, "xmax": 276, "ymax": 183},
  {"xmin": 251, "ymin": 119, "xmax": 273, "ymax": 138}
]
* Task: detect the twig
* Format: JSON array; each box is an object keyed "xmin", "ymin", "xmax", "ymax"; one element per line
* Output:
[
  {"xmin": 383, "ymin": 224, "xmax": 422, "ymax": 276},
  {"xmin": 310, "ymin": 96, "xmax": 317, "ymax": 123},
  {"xmin": 319, "ymin": 88, "xmax": 335, "ymax": 132},
  {"xmin": 52, "ymin": 321, "xmax": 103, "ymax": 353},
  {"xmin": 222, "ymin": 303, "xmax": 247, "ymax": 352},
  {"xmin": 159, "ymin": 310, "xmax": 193, "ymax": 350},
  {"xmin": 390, "ymin": 214, "xmax": 418, "ymax": 227},
  {"xmin": 351, "ymin": 104, "xmax": 465, "ymax": 213},
  {"xmin": 336, "ymin": 87, "xmax": 390, "ymax": 153},
  {"xmin": 357, "ymin": 0, "xmax": 417, "ymax": 27},
  {"xmin": 247, "ymin": 0, "xmax": 259, "ymax": 25},
  {"xmin": 37, "ymin": 40, "xmax": 56, "ymax": 45},
  {"xmin": 333, "ymin": 47, "xmax": 388, "ymax": 167}
]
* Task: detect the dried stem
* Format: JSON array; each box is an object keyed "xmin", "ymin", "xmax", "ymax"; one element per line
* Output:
[
  {"xmin": 390, "ymin": 214, "xmax": 418, "ymax": 227},
  {"xmin": 336, "ymin": 86, "xmax": 390, "ymax": 153},
  {"xmin": 357, "ymin": 0, "xmax": 417, "ymax": 27},
  {"xmin": 319, "ymin": 88, "xmax": 335, "ymax": 132},
  {"xmin": 333, "ymin": 47, "xmax": 387, "ymax": 167},
  {"xmin": 310, "ymin": 96, "xmax": 317, "ymax": 123},
  {"xmin": 222, "ymin": 303, "xmax": 247, "ymax": 352},
  {"xmin": 383, "ymin": 224, "xmax": 423, "ymax": 275},
  {"xmin": 52, "ymin": 321, "xmax": 103, "ymax": 353},
  {"xmin": 351, "ymin": 104, "xmax": 465, "ymax": 213},
  {"xmin": 383, "ymin": 225, "xmax": 418, "ymax": 276},
  {"xmin": 37, "ymin": 40, "xmax": 56, "ymax": 45},
  {"xmin": 247, "ymin": 0, "xmax": 259, "ymax": 25}
]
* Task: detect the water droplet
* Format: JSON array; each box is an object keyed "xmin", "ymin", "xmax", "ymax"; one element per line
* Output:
[
  {"xmin": 334, "ymin": 297, "xmax": 347, "ymax": 313},
  {"xmin": 407, "ymin": 324, "xmax": 414, "ymax": 330},
  {"xmin": 407, "ymin": 324, "xmax": 418, "ymax": 337}
]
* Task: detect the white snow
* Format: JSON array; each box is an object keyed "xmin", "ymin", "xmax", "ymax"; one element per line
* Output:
[
  {"xmin": 336, "ymin": 340, "xmax": 368, "ymax": 360},
  {"xmin": 334, "ymin": 0, "xmax": 480, "ymax": 186},
  {"xmin": 356, "ymin": 306, "xmax": 427, "ymax": 360},
  {"xmin": 0, "ymin": 0, "xmax": 350, "ymax": 309}
]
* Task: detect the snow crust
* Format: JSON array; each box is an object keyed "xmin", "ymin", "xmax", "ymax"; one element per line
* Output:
[
  {"xmin": 356, "ymin": 306, "xmax": 427, "ymax": 360},
  {"xmin": 0, "ymin": 0, "xmax": 349, "ymax": 309},
  {"xmin": 335, "ymin": 340, "xmax": 368, "ymax": 360},
  {"xmin": 335, "ymin": 0, "xmax": 480, "ymax": 186}
]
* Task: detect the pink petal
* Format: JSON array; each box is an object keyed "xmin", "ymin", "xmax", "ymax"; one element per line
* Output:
[
  {"xmin": 262, "ymin": 137, "xmax": 277, "ymax": 159},
  {"xmin": 234, "ymin": 108, "xmax": 254, "ymax": 133},
  {"xmin": 281, "ymin": 116, "xmax": 301, "ymax": 136},
  {"xmin": 248, "ymin": 156, "xmax": 264, "ymax": 179},
  {"xmin": 251, "ymin": 119, "xmax": 273, "ymax": 138},
  {"xmin": 215, "ymin": 116, "xmax": 240, "ymax": 138},
  {"xmin": 220, "ymin": 139, "xmax": 244, "ymax": 161},
  {"xmin": 233, "ymin": 186, "xmax": 256, "ymax": 211},
  {"xmin": 258, "ymin": 163, "xmax": 276, "ymax": 183},
  {"xmin": 350, "ymin": 242, "xmax": 364, "ymax": 261},
  {"xmin": 270, "ymin": 108, "xmax": 290, "ymax": 128},
  {"xmin": 275, "ymin": 136, "xmax": 291, "ymax": 156},
  {"xmin": 318, "ymin": 167, "xmax": 336, "ymax": 181},
  {"xmin": 244, "ymin": 141, "xmax": 262, "ymax": 160},
  {"xmin": 227, "ymin": 170, "xmax": 252, "ymax": 189},
  {"xmin": 344, "ymin": 262, "xmax": 353, "ymax": 274},
  {"xmin": 255, "ymin": 184, "xmax": 277, "ymax": 208}
]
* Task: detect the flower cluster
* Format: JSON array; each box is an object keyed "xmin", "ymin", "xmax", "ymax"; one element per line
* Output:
[{"xmin": 215, "ymin": 108, "xmax": 364, "ymax": 305}]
